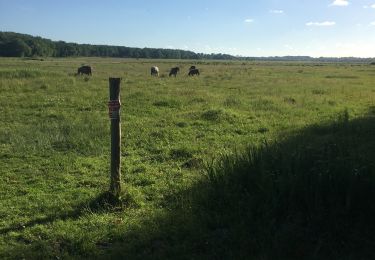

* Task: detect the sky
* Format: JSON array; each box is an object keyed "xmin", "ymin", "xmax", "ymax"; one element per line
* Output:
[{"xmin": 0, "ymin": 0, "xmax": 375, "ymax": 57}]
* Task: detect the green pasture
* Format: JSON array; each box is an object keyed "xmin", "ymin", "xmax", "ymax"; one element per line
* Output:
[{"xmin": 0, "ymin": 57, "xmax": 374, "ymax": 259}]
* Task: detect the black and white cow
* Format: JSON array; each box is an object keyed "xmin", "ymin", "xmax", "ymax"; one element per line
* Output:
[{"xmin": 151, "ymin": 66, "xmax": 159, "ymax": 76}]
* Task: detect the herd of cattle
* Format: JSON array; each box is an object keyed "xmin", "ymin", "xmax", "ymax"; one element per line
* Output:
[
  {"xmin": 76, "ymin": 65, "xmax": 200, "ymax": 77},
  {"xmin": 151, "ymin": 66, "xmax": 200, "ymax": 77}
]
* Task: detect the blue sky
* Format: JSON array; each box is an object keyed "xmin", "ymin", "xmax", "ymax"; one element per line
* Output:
[{"xmin": 0, "ymin": 0, "xmax": 374, "ymax": 57}]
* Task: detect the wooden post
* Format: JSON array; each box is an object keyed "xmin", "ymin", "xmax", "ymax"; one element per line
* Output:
[{"xmin": 108, "ymin": 78, "xmax": 121, "ymax": 198}]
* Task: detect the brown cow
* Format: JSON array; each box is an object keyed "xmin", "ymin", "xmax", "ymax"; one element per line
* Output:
[
  {"xmin": 188, "ymin": 68, "xmax": 200, "ymax": 76},
  {"xmin": 77, "ymin": 65, "xmax": 92, "ymax": 76},
  {"xmin": 169, "ymin": 67, "xmax": 180, "ymax": 77}
]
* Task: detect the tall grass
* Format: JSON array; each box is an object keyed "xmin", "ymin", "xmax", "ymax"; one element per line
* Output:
[
  {"xmin": 0, "ymin": 69, "xmax": 63, "ymax": 79},
  {"xmin": 199, "ymin": 111, "xmax": 375, "ymax": 259}
]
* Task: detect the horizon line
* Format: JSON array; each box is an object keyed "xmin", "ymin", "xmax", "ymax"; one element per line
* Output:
[{"xmin": 1, "ymin": 30, "xmax": 375, "ymax": 60}]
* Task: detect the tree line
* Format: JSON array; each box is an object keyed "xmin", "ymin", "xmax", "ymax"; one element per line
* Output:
[
  {"xmin": 0, "ymin": 31, "xmax": 374, "ymax": 62},
  {"xmin": 0, "ymin": 31, "xmax": 234, "ymax": 60}
]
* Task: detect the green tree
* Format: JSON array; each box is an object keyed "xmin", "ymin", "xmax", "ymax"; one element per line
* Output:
[{"xmin": 2, "ymin": 38, "xmax": 31, "ymax": 57}]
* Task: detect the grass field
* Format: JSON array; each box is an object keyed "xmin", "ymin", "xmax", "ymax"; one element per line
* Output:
[{"xmin": 0, "ymin": 57, "xmax": 374, "ymax": 259}]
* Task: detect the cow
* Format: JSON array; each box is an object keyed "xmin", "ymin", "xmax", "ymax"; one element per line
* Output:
[
  {"xmin": 188, "ymin": 68, "xmax": 200, "ymax": 76},
  {"xmin": 151, "ymin": 66, "xmax": 159, "ymax": 76},
  {"xmin": 189, "ymin": 65, "xmax": 196, "ymax": 71},
  {"xmin": 77, "ymin": 65, "xmax": 92, "ymax": 76},
  {"xmin": 169, "ymin": 67, "xmax": 180, "ymax": 77}
]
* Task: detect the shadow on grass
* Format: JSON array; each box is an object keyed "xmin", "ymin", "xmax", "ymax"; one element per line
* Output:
[
  {"xmin": 103, "ymin": 110, "xmax": 375, "ymax": 259},
  {"xmin": 0, "ymin": 192, "xmax": 127, "ymax": 235}
]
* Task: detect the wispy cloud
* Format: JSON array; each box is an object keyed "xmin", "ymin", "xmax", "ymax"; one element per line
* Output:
[
  {"xmin": 284, "ymin": 44, "xmax": 294, "ymax": 50},
  {"xmin": 306, "ymin": 21, "xmax": 336, "ymax": 27},
  {"xmin": 269, "ymin": 10, "xmax": 284, "ymax": 14},
  {"xmin": 370, "ymin": 21, "xmax": 375, "ymax": 26},
  {"xmin": 330, "ymin": 0, "xmax": 349, "ymax": 6},
  {"xmin": 244, "ymin": 18, "xmax": 254, "ymax": 23},
  {"xmin": 363, "ymin": 4, "xmax": 375, "ymax": 8}
]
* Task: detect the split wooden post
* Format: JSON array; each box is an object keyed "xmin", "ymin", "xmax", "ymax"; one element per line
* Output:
[{"xmin": 108, "ymin": 78, "xmax": 122, "ymax": 198}]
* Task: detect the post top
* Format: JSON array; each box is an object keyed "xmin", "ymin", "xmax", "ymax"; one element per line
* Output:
[{"xmin": 109, "ymin": 77, "xmax": 122, "ymax": 82}]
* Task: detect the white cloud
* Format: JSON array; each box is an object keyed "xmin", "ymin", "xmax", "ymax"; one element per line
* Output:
[
  {"xmin": 270, "ymin": 10, "xmax": 284, "ymax": 14},
  {"xmin": 363, "ymin": 4, "xmax": 375, "ymax": 8},
  {"xmin": 372, "ymin": 4, "xmax": 375, "ymax": 8},
  {"xmin": 284, "ymin": 44, "xmax": 294, "ymax": 50},
  {"xmin": 370, "ymin": 22, "xmax": 375, "ymax": 26},
  {"xmin": 244, "ymin": 19, "xmax": 254, "ymax": 23},
  {"xmin": 197, "ymin": 45, "xmax": 239, "ymax": 55},
  {"xmin": 330, "ymin": 0, "xmax": 349, "ymax": 6},
  {"xmin": 306, "ymin": 21, "xmax": 336, "ymax": 26},
  {"xmin": 335, "ymin": 42, "xmax": 355, "ymax": 48},
  {"xmin": 327, "ymin": 41, "xmax": 375, "ymax": 57}
]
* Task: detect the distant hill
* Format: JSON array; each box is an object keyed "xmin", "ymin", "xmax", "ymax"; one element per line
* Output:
[{"xmin": 0, "ymin": 31, "xmax": 374, "ymax": 62}]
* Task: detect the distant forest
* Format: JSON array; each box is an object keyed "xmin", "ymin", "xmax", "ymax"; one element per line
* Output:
[
  {"xmin": 0, "ymin": 31, "xmax": 374, "ymax": 62},
  {"xmin": 0, "ymin": 32, "xmax": 232, "ymax": 60}
]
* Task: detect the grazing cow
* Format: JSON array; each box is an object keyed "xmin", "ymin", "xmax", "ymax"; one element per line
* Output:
[
  {"xmin": 189, "ymin": 65, "xmax": 196, "ymax": 71},
  {"xmin": 188, "ymin": 68, "xmax": 200, "ymax": 76},
  {"xmin": 151, "ymin": 66, "xmax": 159, "ymax": 76},
  {"xmin": 77, "ymin": 65, "xmax": 92, "ymax": 76},
  {"xmin": 169, "ymin": 67, "xmax": 180, "ymax": 77}
]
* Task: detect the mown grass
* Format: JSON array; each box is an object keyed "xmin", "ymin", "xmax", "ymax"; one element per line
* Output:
[{"xmin": 0, "ymin": 58, "xmax": 374, "ymax": 259}]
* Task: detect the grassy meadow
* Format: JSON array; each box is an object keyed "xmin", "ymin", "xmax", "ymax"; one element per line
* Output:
[{"xmin": 0, "ymin": 57, "xmax": 374, "ymax": 259}]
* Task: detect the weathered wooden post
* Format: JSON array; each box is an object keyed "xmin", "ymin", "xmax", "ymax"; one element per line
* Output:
[{"xmin": 108, "ymin": 78, "xmax": 122, "ymax": 199}]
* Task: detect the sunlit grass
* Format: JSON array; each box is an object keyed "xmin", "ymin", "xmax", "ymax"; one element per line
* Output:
[{"xmin": 0, "ymin": 57, "xmax": 374, "ymax": 258}]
